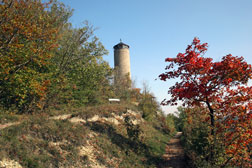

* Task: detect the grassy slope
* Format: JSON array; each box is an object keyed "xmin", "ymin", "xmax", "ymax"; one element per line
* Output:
[{"xmin": 0, "ymin": 104, "xmax": 173, "ymax": 168}]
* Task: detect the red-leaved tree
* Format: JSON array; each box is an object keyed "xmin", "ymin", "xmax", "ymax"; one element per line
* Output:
[{"xmin": 159, "ymin": 38, "xmax": 252, "ymax": 167}]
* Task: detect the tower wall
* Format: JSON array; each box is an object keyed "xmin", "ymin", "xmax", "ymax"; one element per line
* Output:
[{"xmin": 114, "ymin": 43, "xmax": 131, "ymax": 80}]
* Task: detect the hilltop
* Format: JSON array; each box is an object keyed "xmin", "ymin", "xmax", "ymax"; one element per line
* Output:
[{"xmin": 0, "ymin": 103, "xmax": 175, "ymax": 168}]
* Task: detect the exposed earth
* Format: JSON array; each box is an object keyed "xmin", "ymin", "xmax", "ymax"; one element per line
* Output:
[{"xmin": 161, "ymin": 132, "xmax": 187, "ymax": 168}]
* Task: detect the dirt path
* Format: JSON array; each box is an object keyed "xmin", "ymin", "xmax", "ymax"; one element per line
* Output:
[
  {"xmin": 0, "ymin": 122, "xmax": 21, "ymax": 130},
  {"xmin": 0, "ymin": 114, "xmax": 72, "ymax": 131},
  {"xmin": 161, "ymin": 132, "xmax": 187, "ymax": 168}
]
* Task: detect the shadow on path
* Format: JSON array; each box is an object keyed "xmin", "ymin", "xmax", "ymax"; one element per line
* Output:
[{"xmin": 160, "ymin": 132, "xmax": 188, "ymax": 168}]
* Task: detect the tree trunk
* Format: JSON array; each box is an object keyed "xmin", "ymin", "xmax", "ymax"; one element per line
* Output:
[{"xmin": 206, "ymin": 101, "xmax": 215, "ymax": 164}]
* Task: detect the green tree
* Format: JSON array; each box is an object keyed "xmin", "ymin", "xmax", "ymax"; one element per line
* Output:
[
  {"xmin": 138, "ymin": 82, "xmax": 160, "ymax": 121},
  {"xmin": 112, "ymin": 68, "xmax": 132, "ymax": 101},
  {"xmin": 45, "ymin": 22, "xmax": 112, "ymax": 108}
]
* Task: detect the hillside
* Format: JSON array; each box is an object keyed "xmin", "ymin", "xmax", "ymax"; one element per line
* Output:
[{"xmin": 0, "ymin": 104, "xmax": 174, "ymax": 168}]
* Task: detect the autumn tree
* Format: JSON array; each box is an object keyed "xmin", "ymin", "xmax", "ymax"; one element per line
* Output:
[
  {"xmin": 159, "ymin": 38, "xmax": 252, "ymax": 167},
  {"xmin": 0, "ymin": 0, "xmax": 112, "ymax": 112},
  {"xmin": 0, "ymin": 0, "xmax": 67, "ymax": 112}
]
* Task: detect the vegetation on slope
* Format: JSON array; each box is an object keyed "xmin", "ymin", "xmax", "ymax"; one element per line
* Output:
[{"xmin": 0, "ymin": 104, "xmax": 175, "ymax": 168}]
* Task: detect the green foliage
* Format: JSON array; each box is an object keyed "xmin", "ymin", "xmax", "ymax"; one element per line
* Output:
[
  {"xmin": 177, "ymin": 107, "xmax": 229, "ymax": 167},
  {"xmin": 112, "ymin": 70, "xmax": 132, "ymax": 101},
  {"xmin": 138, "ymin": 94, "xmax": 159, "ymax": 121},
  {"xmin": 124, "ymin": 115, "xmax": 142, "ymax": 142},
  {"xmin": 161, "ymin": 114, "xmax": 176, "ymax": 134},
  {"xmin": 173, "ymin": 107, "xmax": 187, "ymax": 132},
  {"xmin": 45, "ymin": 20, "xmax": 112, "ymax": 108},
  {"xmin": 177, "ymin": 105, "xmax": 252, "ymax": 168}
]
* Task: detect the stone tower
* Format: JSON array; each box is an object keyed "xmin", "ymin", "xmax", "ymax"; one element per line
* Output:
[{"xmin": 113, "ymin": 41, "xmax": 131, "ymax": 80}]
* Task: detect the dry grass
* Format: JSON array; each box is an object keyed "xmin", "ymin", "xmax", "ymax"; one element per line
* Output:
[{"xmin": 0, "ymin": 103, "xmax": 172, "ymax": 168}]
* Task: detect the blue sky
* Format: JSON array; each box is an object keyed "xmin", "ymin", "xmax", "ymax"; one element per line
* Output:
[{"xmin": 58, "ymin": 0, "xmax": 252, "ymax": 114}]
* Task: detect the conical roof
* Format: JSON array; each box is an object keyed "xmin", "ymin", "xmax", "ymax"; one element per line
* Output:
[{"xmin": 113, "ymin": 41, "xmax": 130, "ymax": 49}]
